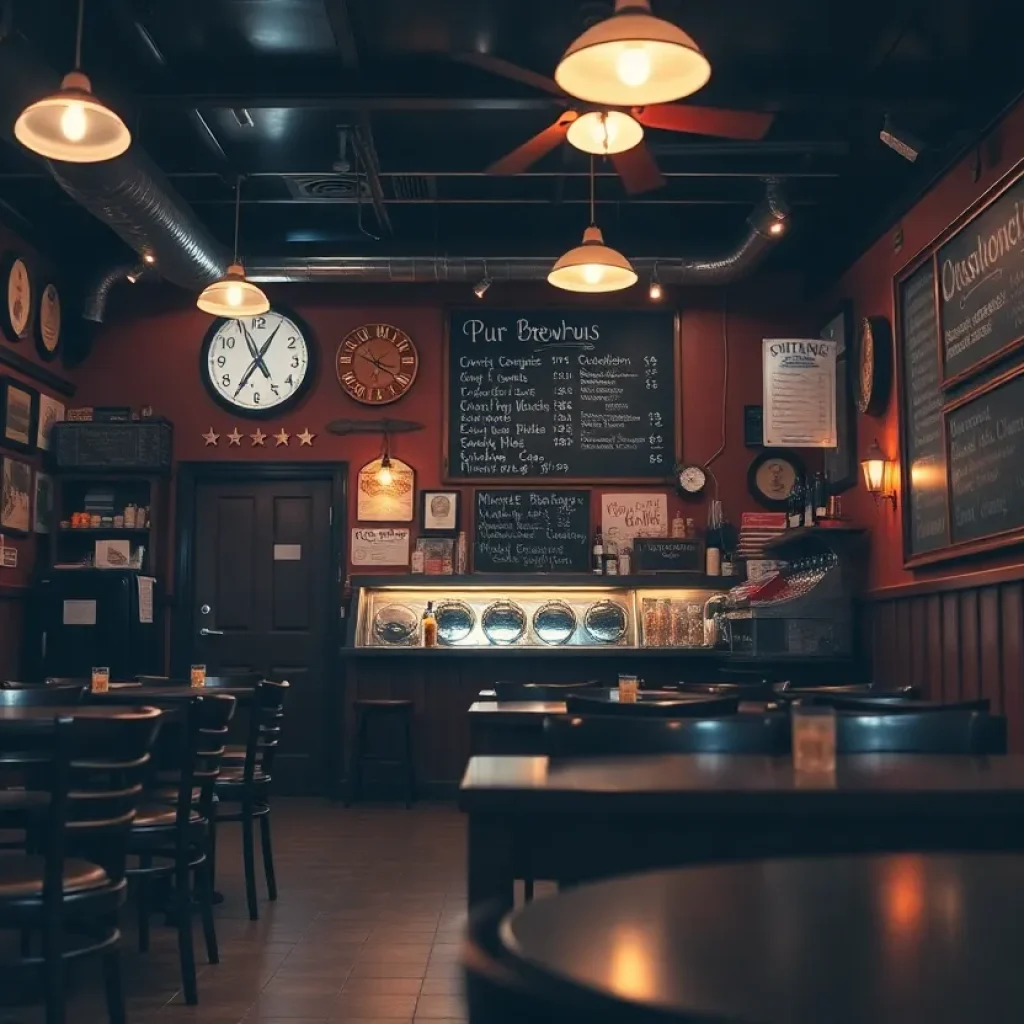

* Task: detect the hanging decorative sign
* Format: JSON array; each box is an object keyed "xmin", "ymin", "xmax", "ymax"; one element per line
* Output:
[
  {"xmin": 351, "ymin": 527, "xmax": 411, "ymax": 566},
  {"xmin": 762, "ymin": 339, "xmax": 837, "ymax": 448},
  {"xmin": 357, "ymin": 456, "xmax": 415, "ymax": 522},
  {"xmin": 600, "ymin": 492, "xmax": 668, "ymax": 545}
]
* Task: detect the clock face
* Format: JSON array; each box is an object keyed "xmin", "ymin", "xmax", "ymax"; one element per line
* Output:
[
  {"xmin": 336, "ymin": 323, "xmax": 419, "ymax": 405},
  {"xmin": 36, "ymin": 283, "xmax": 61, "ymax": 360},
  {"xmin": 2, "ymin": 255, "xmax": 31, "ymax": 341},
  {"xmin": 677, "ymin": 465, "xmax": 707, "ymax": 494},
  {"xmin": 200, "ymin": 309, "xmax": 315, "ymax": 417}
]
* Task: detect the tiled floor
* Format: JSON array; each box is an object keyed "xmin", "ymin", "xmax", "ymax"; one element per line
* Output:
[{"xmin": 1, "ymin": 800, "xmax": 470, "ymax": 1023}]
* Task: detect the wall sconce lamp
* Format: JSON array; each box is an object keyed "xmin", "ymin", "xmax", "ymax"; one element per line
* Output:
[
  {"xmin": 376, "ymin": 432, "xmax": 394, "ymax": 486},
  {"xmin": 861, "ymin": 439, "xmax": 896, "ymax": 508}
]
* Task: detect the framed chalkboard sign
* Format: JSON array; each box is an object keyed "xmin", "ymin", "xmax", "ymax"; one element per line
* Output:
[
  {"xmin": 445, "ymin": 309, "xmax": 680, "ymax": 482},
  {"xmin": 632, "ymin": 537, "xmax": 703, "ymax": 573}
]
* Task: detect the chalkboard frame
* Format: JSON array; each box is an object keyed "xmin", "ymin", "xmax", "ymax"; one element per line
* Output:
[
  {"xmin": 893, "ymin": 157, "xmax": 1024, "ymax": 567},
  {"xmin": 442, "ymin": 307, "xmax": 683, "ymax": 483}
]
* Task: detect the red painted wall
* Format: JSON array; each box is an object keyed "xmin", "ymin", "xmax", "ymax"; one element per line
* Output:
[
  {"xmin": 73, "ymin": 277, "xmax": 808, "ymax": 588},
  {"xmin": 830, "ymin": 100, "xmax": 1024, "ymax": 592}
]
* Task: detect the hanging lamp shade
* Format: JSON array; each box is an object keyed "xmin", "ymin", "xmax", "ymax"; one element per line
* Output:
[
  {"xmin": 554, "ymin": 0, "xmax": 711, "ymax": 107},
  {"xmin": 548, "ymin": 225, "xmax": 637, "ymax": 293},
  {"xmin": 565, "ymin": 110, "xmax": 644, "ymax": 156},
  {"xmin": 196, "ymin": 264, "xmax": 270, "ymax": 317},
  {"xmin": 14, "ymin": 71, "xmax": 131, "ymax": 163}
]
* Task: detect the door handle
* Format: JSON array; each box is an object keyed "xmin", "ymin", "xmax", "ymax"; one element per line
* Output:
[{"xmin": 199, "ymin": 628, "xmax": 224, "ymax": 636}]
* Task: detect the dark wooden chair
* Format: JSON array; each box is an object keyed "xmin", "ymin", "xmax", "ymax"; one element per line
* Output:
[
  {"xmin": 0, "ymin": 684, "xmax": 86, "ymax": 706},
  {"xmin": 213, "ymin": 680, "xmax": 288, "ymax": 921},
  {"xmin": 821, "ymin": 696, "xmax": 986, "ymax": 713},
  {"xmin": 494, "ymin": 681, "xmax": 601, "ymax": 701},
  {"xmin": 0, "ymin": 707, "xmax": 163, "ymax": 1024},
  {"xmin": 836, "ymin": 710, "xmax": 1006, "ymax": 754},
  {"xmin": 346, "ymin": 698, "xmax": 416, "ymax": 809},
  {"xmin": 127, "ymin": 693, "xmax": 236, "ymax": 1005},
  {"xmin": 563, "ymin": 693, "xmax": 740, "ymax": 718},
  {"xmin": 774, "ymin": 684, "xmax": 920, "ymax": 702},
  {"xmin": 545, "ymin": 714, "xmax": 791, "ymax": 757}
]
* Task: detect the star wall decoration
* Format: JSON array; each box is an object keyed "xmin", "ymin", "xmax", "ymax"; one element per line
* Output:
[
  {"xmin": 297, "ymin": 428, "xmax": 315, "ymax": 446},
  {"xmin": 227, "ymin": 428, "xmax": 242, "ymax": 446},
  {"xmin": 274, "ymin": 429, "xmax": 290, "ymax": 447},
  {"xmin": 250, "ymin": 428, "xmax": 267, "ymax": 447},
  {"xmin": 202, "ymin": 428, "xmax": 219, "ymax": 447}
]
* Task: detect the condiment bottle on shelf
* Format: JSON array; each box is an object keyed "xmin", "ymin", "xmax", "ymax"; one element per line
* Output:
[
  {"xmin": 672, "ymin": 511, "xmax": 686, "ymax": 538},
  {"xmin": 592, "ymin": 529, "xmax": 604, "ymax": 574},
  {"xmin": 422, "ymin": 601, "xmax": 438, "ymax": 648},
  {"xmin": 605, "ymin": 537, "xmax": 619, "ymax": 575},
  {"xmin": 618, "ymin": 545, "xmax": 632, "ymax": 576}
]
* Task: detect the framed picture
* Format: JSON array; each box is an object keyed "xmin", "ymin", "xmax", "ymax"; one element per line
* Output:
[
  {"xmin": 36, "ymin": 393, "xmax": 65, "ymax": 452},
  {"xmin": 0, "ymin": 456, "xmax": 32, "ymax": 534},
  {"xmin": 0, "ymin": 377, "xmax": 39, "ymax": 453},
  {"xmin": 747, "ymin": 449, "xmax": 806, "ymax": 512},
  {"xmin": 420, "ymin": 490, "xmax": 460, "ymax": 535},
  {"xmin": 820, "ymin": 301, "xmax": 857, "ymax": 492},
  {"xmin": 33, "ymin": 470, "xmax": 53, "ymax": 533}
]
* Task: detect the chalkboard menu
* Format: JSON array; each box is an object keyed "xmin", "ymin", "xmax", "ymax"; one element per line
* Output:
[
  {"xmin": 53, "ymin": 421, "xmax": 173, "ymax": 471},
  {"xmin": 939, "ymin": 173, "xmax": 1024, "ymax": 383},
  {"xmin": 446, "ymin": 310, "xmax": 677, "ymax": 480},
  {"xmin": 473, "ymin": 489, "xmax": 590, "ymax": 573},
  {"xmin": 632, "ymin": 538, "xmax": 703, "ymax": 573},
  {"xmin": 898, "ymin": 261, "xmax": 948, "ymax": 558},
  {"xmin": 947, "ymin": 370, "xmax": 1024, "ymax": 544}
]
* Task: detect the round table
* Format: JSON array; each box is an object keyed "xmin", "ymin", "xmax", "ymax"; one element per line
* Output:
[
  {"xmin": 499, "ymin": 854, "xmax": 1024, "ymax": 1023},
  {"xmin": 0, "ymin": 704, "xmax": 161, "ymax": 733}
]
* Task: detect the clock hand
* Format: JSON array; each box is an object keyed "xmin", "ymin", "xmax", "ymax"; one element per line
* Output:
[
  {"xmin": 239, "ymin": 321, "xmax": 271, "ymax": 379},
  {"xmin": 235, "ymin": 322, "xmax": 282, "ymax": 396}
]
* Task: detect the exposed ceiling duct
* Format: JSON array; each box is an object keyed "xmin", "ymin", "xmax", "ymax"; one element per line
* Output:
[{"xmin": 0, "ymin": 32, "xmax": 229, "ymax": 294}]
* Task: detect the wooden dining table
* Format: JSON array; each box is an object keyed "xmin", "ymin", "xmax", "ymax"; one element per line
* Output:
[
  {"xmin": 495, "ymin": 853, "xmax": 1024, "ymax": 1023},
  {"xmin": 460, "ymin": 753, "xmax": 1024, "ymax": 909},
  {"xmin": 86, "ymin": 683, "xmax": 255, "ymax": 707}
]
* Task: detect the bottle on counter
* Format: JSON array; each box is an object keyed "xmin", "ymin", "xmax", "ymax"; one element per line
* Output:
[
  {"xmin": 803, "ymin": 476, "xmax": 815, "ymax": 527},
  {"xmin": 814, "ymin": 472, "xmax": 829, "ymax": 521},
  {"xmin": 618, "ymin": 545, "xmax": 631, "ymax": 576},
  {"xmin": 604, "ymin": 537, "xmax": 619, "ymax": 575},
  {"xmin": 671, "ymin": 511, "xmax": 686, "ymax": 538},
  {"xmin": 705, "ymin": 500, "xmax": 722, "ymax": 576},
  {"xmin": 422, "ymin": 601, "xmax": 438, "ymax": 648},
  {"xmin": 685, "ymin": 517, "xmax": 695, "ymax": 539},
  {"xmin": 788, "ymin": 479, "xmax": 804, "ymax": 529},
  {"xmin": 592, "ymin": 529, "xmax": 604, "ymax": 574}
]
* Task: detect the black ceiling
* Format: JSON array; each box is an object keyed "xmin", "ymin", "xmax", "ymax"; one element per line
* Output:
[{"xmin": 0, "ymin": 0, "xmax": 1020, "ymax": 285}]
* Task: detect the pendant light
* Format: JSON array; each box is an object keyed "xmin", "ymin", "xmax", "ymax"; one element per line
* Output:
[
  {"xmin": 197, "ymin": 178, "xmax": 270, "ymax": 317},
  {"xmin": 565, "ymin": 110, "xmax": 644, "ymax": 156},
  {"xmin": 548, "ymin": 158, "xmax": 637, "ymax": 294},
  {"xmin": 14, "ymin": 0, "xmax": 131, "ymax": 163},
  {"xmin": 555, "ymin": 0, "xmax": 711, "ymax": 108}
]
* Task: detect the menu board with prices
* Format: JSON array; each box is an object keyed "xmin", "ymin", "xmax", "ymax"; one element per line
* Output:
[
  {"xmin": 898, "ymin": 260, "xmax": 949, "ymax": 558},
  {"xmin": 473, "ymin": 489, "xmax": 590, "ymax": 573},
  {"xmin": 446, "ymin": 310, "xmax": 678, "ymax": 480}
]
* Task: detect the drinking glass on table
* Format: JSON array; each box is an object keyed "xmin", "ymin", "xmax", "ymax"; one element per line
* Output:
[
  {"xmin": 791, "ymin": 704, "xmax": 836, "ymax": 773},
  {"xmin": 618, "ymin": 674, "xmax": 639, "ymax": 704}
]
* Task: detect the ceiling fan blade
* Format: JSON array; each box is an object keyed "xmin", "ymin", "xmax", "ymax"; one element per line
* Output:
[
  {"xmin": 611, "ymin": 141, "xmax": 665, "ymax": 195},
  {"xmin": 487, "ymin": 112, "xmax": 577, "ymax": 175},
  {"xmin": 635, "ymin": 104, "xmax": 774, "ymax": 140},
  {"xmin": 451, "ymin": 52, "xmax": 564, "ymax": 97}
]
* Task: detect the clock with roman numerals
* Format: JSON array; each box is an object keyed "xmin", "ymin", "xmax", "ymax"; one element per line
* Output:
[{"xmin": 336, "ymin": 323, "xmax": 419, "ymax": 405}]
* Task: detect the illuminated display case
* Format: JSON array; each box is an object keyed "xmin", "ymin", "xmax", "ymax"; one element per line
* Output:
[{"xmin": 348, "ymin": 576, "xmax": 729, "ymax": 651}]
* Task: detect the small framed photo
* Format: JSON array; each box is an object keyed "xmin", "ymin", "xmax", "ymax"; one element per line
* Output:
[
  {"xmin": 420, "ymin": 490, "xmax": 460, "ymax": 535},
  {"xmin": 0, "ymin": 377, "xmax": 39, "ymax": 453},
  {"xmin": 36, "ymin": 393, "xmax": 65, "ymax": 452},
  {"xmin": 33, "ymin": 470, "xmax": 53, "ymax": 533},
  {"xmin": 0, "ymin": 455, "xmax": 32, "ymax": 534}
]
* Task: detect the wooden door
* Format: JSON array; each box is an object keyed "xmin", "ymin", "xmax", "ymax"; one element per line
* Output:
[{"xmin": 191, "ymin": 477, "xmax": 335, "ymax": 793}]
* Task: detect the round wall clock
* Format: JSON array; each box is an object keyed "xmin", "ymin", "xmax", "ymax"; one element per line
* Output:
[
  {"xmin": 35, "ymin": 282, "xmax": 61, "ymax": 360},
  {"xmin": 747, "ymin": 449, "xmax": 806, "ymax": 511},
  {"xmin": 1, "ymin": 253, "xmax": 32, "ymax": 342},
  {"xmin": 855, "ymin": 315, "xmax": 893, "ymax": 416},
  {"xmin": 337, "ymin": 323, "xmax": 419, "ymax": 405},
  {"xmin": 674, "ymin": 463, "xmax": 707, "ymax": 498},
  {"xmin": 200, "ymin": 308, "xmax": 315, "ymax": 418}
]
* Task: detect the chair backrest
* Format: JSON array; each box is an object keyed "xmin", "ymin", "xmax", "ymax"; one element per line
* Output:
[
  {"xmin": 775, "ymin": 684, "xmax": 920, "ymax": 702},
  {"xmin": 822, "ymin": 696, "xmax": 986, "ymax": 714},
  {"xmin": 494, "ymin": 680, "xmax": 600, "ymax": 702},
  {"xmin": 241, "ymin": 680, "xmax": 290, "ymax": 782},
  {"xmin": 0, "ymin": 683, "xmax": 86, "ymax": 706},
  {"xmin": 204, "ymin": 672, "xmax": 263, "ymax": 688},
  {"xmin": 836, "ymin": 710, "xmax": 1006, "ymax": 754},
  {"xmin": 564, "ymin": 693, "xmax": 739, "ymax": 718},
  {"xmin": 136, "ymin": 675, "xmax": 183, "ymax": 686},
  {"xmin": 671, "ymin": 682, "xmax": 767, "ymax": 697},
  {"xmin": 545, "ymin": 713, "xmax": 790, "ymax": 756},
  {"xmin": 43, "ymin": 677, "xmax": 91, "ymax": 688}
]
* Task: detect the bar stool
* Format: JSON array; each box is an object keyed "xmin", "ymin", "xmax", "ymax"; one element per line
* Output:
[{"xmin": 346, "ymin": 699, "xmax": 416, "ymax": 808}]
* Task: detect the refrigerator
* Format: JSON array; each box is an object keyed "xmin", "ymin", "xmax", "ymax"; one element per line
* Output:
[{"xmin": 27, "ymin": 569, "xmax": 162, "ymax": 681}]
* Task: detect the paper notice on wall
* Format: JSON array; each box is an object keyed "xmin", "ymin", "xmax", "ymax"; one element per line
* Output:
[
  {"xmin": 763, "ymin": 339, "xmax": 837, "ymax": 447},
  {"xmin": 601, "ymin": 493, "xmax": 668, "ymax": 545},
  {"xmin": 350, "ymin": 528, "xmax": 410, "ymax": 566},
  {"xmin": 137, "ymin": 576, "xmax": 154, "ymax": 624},
  {"xmin": 63, "ymin": 599, "xmax": 97, "ymax": 626}
]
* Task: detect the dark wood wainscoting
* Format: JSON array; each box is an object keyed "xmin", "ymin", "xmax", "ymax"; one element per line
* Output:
[
  {"xmin": 0, "ymin": 585, "xmax": 27, "ymax": 680},
  {"xmin": 865, "ymin": 569, "xmax": 1024, "ymax": 750}
]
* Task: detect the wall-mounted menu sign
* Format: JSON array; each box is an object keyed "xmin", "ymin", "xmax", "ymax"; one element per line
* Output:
[
  {"xmin": 446, "ymin": 310, "xmax": 678, "ymax": 480},
  {"xmin": 898, "ymin": 260, "xmax": 948, "ymax": 560},
  {"xmin": 473, "ymin": 489, "xmax": 590, "ymax": 573},
  {"xmin": 762, "ymin": 339, "xmax": 837, "ymax": 447},
  {"xmin": 947, "ymin": 369, "xmax": 1024, "ymax": 546},
  {"xmin": 632, "ymin": 537, "xmax": 703, "ymax": 573},
  {"xmin": 939, "ymin": 172, "xmax": 1024, "ymax": 385}
]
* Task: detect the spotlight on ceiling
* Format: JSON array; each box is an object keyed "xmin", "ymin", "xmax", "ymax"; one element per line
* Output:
[
  {"xmin": 125, "ymin": 263, "xmax": 146, "ymax": 284},
  {"xmin": 231, "ymin": 108, "xmax": 255, "ymax": 129},
  {"xmin": 473, "ymin": 277, "xmax": 492, "ymax": 299},
  {"xmin": 880, "ymin": 115, "xmax": 923, "ymax": 163}
]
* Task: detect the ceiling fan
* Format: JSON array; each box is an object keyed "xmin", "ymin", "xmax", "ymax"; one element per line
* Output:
[{"xmin": 457, "ymin": 51, "xmax": 774, "ymax": 195}]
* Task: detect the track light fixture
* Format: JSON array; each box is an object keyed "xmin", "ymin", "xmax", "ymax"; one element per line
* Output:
[
  {"xmin": 880, "ymin": 114, "xmax": 923, "ymax": 163},
  {"xmin": 474, "ymin": 277, "xmax": 492, "ymax": 299},
  {"xmin": 649, "ymin": 265, "xmax": 662, "ymax": 300}
]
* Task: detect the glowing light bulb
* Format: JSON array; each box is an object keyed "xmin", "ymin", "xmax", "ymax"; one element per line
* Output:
[
  {"xmin": 582, "ymin": 264, "xmax": 604, "ymax": 285},
  {"xmin": 616, "ymin": 45, "xmax": 652, "ymax": 89},
  {"xmin": 60, "ymin": 102, "xmax": 87, "ymax": 142},
  {"xmin": 589, "ymin": 113, "xmax": 618, "ymax": 150},
  {"xmin": 226, "ymin": 283, "xmax": 244, "ymax": 308},
  {"xmin": 769, "ymin": 220, "xmax": 785, "ymax": 236},
  {"xmin": 649, "ymin": 280, "xmax": 663, "ymax": 301},
  {"xmin": 377, "ymin": 461, "xmax": 393, "ymax": 486}
]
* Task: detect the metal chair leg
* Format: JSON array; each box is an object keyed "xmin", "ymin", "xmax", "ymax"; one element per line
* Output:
[{"xmin": 259, "ymin": 811, "xmax": 278, "ymax": 901}]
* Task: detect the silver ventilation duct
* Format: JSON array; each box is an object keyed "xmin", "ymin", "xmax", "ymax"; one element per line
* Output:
[{"xmin": 0, "ymin": 33, "xmax": 229, "ymax": 298}]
